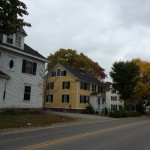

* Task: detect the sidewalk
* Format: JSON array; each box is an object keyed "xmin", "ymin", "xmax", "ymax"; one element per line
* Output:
[{"xmin": 47, "ymin": 111, "xmax": 111, "ymax": 121}]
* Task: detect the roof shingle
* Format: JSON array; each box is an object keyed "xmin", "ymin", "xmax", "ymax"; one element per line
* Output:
[{"xmin": 60, "ymin": 64, "xmax": 105, "ymax": 86}]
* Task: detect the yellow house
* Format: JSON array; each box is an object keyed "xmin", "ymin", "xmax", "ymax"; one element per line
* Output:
[{"xmin": 46, "ymin": 63, "xmax": 105, "ymax": 112}]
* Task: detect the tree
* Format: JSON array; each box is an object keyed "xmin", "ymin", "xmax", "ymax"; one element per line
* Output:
[
  {"xmin": 0, "ymin": 0, "xmax": 31, "ymax": 34},
  {"xmin": 47, "ymin": 48, "xmax": 106, "ymax": 79},
  {"xmin": 133, "ymin": 59, "xmax": 150, "ymax": 103},
  {"xmin": 110, "ymin": 60, "xmax": 140, "ymax": 110}
]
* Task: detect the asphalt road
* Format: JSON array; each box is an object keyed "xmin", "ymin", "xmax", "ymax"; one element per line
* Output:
[{"xmin": 0, "ymin": 117, "xmax": 150, "ymax": 150}]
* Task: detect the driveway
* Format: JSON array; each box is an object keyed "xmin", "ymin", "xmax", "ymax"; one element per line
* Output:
[{"xmin": 47, "ymin": 111, "xmax": 111, "ymax": 121}]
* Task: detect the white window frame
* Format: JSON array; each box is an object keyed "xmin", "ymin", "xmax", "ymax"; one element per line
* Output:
[{"xmin": 15, "ymin": 35, "xmax": 21, "ymax": 47}]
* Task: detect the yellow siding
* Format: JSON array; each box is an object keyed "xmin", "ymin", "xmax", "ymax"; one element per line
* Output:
[
  {"xmin": 46, "ymin": 65, "xmax": 106, "ymax": 110},
  {"xmin": 46, "ymin": 66, "xmax": 78, "ymax": 109}
]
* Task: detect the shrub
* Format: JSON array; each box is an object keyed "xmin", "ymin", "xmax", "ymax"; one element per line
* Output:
[
  {"xmin": 83, "ymin": 104, "xmax": 95, "ymax": 114},
  {"xmin": 109, "ymin": 110, "xmax": 127, "ymax": 118},
  {"xmin": 126, "ymin": 111, "xmax": 141, "ymax": 117}
]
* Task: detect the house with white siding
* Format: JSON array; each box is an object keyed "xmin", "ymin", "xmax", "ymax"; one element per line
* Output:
[
  {"xmin": 0, "ymin": 29, "xmax": 47, "ymax": 108},
  {"xmin": 105, "ymin": 82, "xmax": 124, "ymax": 111}
]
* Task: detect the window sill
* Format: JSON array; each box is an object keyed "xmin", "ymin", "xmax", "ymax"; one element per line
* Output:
[
  {"xmin": 23, "ymin": 100, "xmax": 30, "ymax": 102},
  {"xmin": 23, "ymin": 72, "xmax": 35, "ymax": 76}
]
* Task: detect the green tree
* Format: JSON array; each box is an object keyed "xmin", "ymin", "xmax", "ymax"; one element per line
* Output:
[
  {"xmin": 47, "ymin": 48, "xmax": 106, "ymax": 79},
  {"xmin": 0, "ymin": 0, "xmax": 31, "ymax": 34},
  {"xmin": 110, "ymin": 60, "xmax": 140, "ymax": 110}
]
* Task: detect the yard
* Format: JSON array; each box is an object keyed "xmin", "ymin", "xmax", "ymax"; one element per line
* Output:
[{"xmin": 0, "ymin": 109, "xmax": 76, "ymax": 130}]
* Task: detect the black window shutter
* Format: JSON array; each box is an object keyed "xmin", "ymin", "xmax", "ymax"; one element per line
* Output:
[
  {"xmin": 33, "ymin": 62, "xmax": 37, "ymax": 75},
  {"xmin": 84, "ymin": 96, "xmax": 86, "ymax": 103},
  {"xmin": 64, "ymin": 70, "xmax": 66, "ymax": 76},
  {"xmin": 62, "ymin": 82, "xmax": 64, "ymax": 89},
  {"xmin": 51, "ymin": 95, "xmax": 53, "ymax": 102},
  {"xmin": 47, "ymin": 83, "xmax": 49, "ymax": 89},
  {"xmin": 67, "ymin": 95, "xmax": 69, "ymax": 103},
  {"xmin": 22, "ymin": 59, "xmax": 26, "ymax": 73},
  {"xmin": 62, "ymin": 95, "xmax": 64, "ymax": 103}
]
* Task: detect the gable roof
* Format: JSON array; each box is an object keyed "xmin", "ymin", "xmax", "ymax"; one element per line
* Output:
[
  {"xmin": 20, "ymin": 28, "xmax": 27, "ymax": 36},
  {"xmin": 58, "ymin": 63, "xmax": 105, "ymax": 86},
  {"xmin": 0, "ymin": 34, "xmax": 46, "ymax": 61}
]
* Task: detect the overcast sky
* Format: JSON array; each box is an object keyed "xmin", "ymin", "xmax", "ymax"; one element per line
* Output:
[{"xmin": 23, "ymin": 0, "xmax": 150, "ymax": 81}]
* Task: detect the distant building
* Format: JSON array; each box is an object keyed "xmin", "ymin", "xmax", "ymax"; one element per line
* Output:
[
  {"xmin": 105, "ymin": 82, "xmax": 124, "ymax": 111},
  {"xmin": 0, "ymin": 29, "xmax": 47, "ymax": 108}
]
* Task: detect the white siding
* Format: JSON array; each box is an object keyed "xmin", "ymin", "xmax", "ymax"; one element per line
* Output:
[
  {"xmin": 105, "ymin": 88, "xmax": 124, "ymax": 110},
  {"xmin": 90, "ymin": 94, "xmax": 103, "ymax": 113},
  {"xmin": 0, "ymin": 49, "xmax": 45, "ymax": 108}
]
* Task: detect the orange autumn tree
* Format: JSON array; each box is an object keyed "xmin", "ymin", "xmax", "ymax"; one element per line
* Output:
[
  {"xmin": 47, "ymin": 48, "xmax": 106, "ymax": 80},
  {"xmin": 133, "ymin": 58, "xmax": 150, "ymax": 103}
]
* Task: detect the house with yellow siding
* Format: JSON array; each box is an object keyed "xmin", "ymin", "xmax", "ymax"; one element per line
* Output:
[{"xmin": 46, "ymin": 63, "xmax": 105, "ymax": 112}]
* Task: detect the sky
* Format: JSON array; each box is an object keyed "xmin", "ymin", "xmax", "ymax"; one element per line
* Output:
[{"xmin": 22, "ymin": 0, "xmax": 150, "ymax": 81}]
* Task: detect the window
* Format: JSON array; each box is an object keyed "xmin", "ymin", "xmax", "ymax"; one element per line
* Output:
[
  {"xmin": 51, "ymin": 71, "xmax": 56, "ymax": 77},
  {"xmin": 24, "ymin": 85, "xmax": 31, "ymax": 100},
  {"xmin": 9, "ymin": 60, "xmax": 14, "ymax": 69},
  {"xmin": 111, "ymin": 104, "xmax": 117, "ymax": 111},
  {"xmin": 80, "ymin": 95, "xmax": 89, "ymax": 103},
  {"xmin": 48, "ymin": 82, "xmax": 54, "ymax": 89},
  {"xmin": 111, "ymin": 96, "xmax": 117, "ymax": 101},
  {"xmin": 98, "ymin": 86, "xmax": 104, "ymax": 92},
  {"xmin": 15, "ymin": 35, "xmax": 21, "ymax": 47},
  {"xmin": 22, "ymin": 59, "xmax": 37, "ymax": 75},
  {"xmin": 111, "ymin": 89, "xmax": 116, "ymax": 94},
  {"xmin": 61, "ymin": 70, "xmax": 66, "ymax": 76},
  {"xmin": 6, "ymin": 35, "xmax": 13, "ymax": 44},
  {"xmin": 92, "ymin": 84, "xmax": 96, "ymax": 92},
  {"xmin": 80, "ymin": 82, "xmax": 90, "ymax": 90},
  {"xmin": 81, "ymin": 82, "xmax": 85, "ymax": 90},
  {"xmin": 62, "ymin": 94, "xmax": 69, "ymax": 103},
  {"xmin": 57, "ymin": 69, "xmax": 61, "ymax": 76},
  {"xmin": 62, "ymin": 81, "xmax": 70, "ymax": 89},
  {"xmin": 51, "ymin": 70, "xmax": 67, "ymax": 77},
  {"xmin": 46, "ymin": 95, "xmax": 53, "ymax": 102}
]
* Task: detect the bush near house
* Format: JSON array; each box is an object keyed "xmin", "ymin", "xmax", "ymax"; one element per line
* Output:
[
  {"xmin": 82, "ymin": 104, "xmax": 95, "ymax": 114},
  {"xmin": 109, "ymin": 110, "xmax": 141, "ymax": 118},
  {"xmin": 109, "ymin": 110, "xmax": 127, "ymax": 118},
  {"xmin": 126, "ymin": 111, "xmax": 141, "ymax": 117},
  {"xmin": 102, "ymin": 107, "xmax": 109, "ymax": 115}
]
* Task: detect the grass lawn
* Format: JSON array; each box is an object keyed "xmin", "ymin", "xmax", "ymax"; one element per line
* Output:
[{"xmin": 0, "ymin": 113, "xmax": 76, "ymax": 130}]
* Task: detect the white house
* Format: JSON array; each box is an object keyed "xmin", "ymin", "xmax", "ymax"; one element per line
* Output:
[
  {"xmin": 0, "ymin": 29, "xmax": 47, "ymax": 108},
  {"xmin": 105, "ymin": 82, "xmax": 124, "ymax": 111}
]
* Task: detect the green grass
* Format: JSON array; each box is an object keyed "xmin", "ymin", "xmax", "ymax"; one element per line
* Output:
[{"xmin": 0, "ymin": 113, "xmax": 76, "ymax": 130}]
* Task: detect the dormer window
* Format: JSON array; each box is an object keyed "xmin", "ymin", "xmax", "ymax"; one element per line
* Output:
[
  {"xmin": 15, "ymin": 35, "xmax": 21, "ymax": 47},
  {"xmin": 3, "ymin": 33, "xmax": 24, "ymax": 50},
  {"xmin": 7, "ymin": 35, "xmax": 13, "ymax": 44}
]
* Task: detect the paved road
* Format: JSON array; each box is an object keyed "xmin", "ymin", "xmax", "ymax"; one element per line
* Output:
[{"xmin": 0, "ymin": 117, "xmax": 150, "ymax": 150}]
